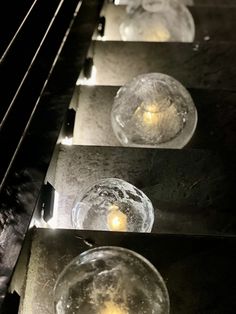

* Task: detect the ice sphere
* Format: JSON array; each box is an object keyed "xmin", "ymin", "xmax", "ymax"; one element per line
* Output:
[
  {"xmin": 54, "ymin": 246, "xmax": 170, "ymax": 314},
  {"xmin": 111, "ymin": 73, "xmax": 197, "ymax": 148},
  {"xmin": 72, "ymin": 178, "xmax": 154, "ymax": 232},
  {"xmin": 120, "ymin": 0, "xmax": 195, "ymax": 42}
]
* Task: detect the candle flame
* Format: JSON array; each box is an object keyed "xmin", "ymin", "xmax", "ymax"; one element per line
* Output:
[
  {"xmin": 136, "ymin": 103, "xmax": 159, "ymax": 126},
  {"xmin": 107, "ymin": 205, "xmax": 127, "ymax": 231},
  {"xmin": 143, "ymin": 111, "xmax": 159, "ymax": 125},
  {"xmin": 99, "ymin": 301, "xmax": 128, "ymax": 314},
  {"xmin": 146, "ymin": 26, "xmax": 170, "ymax": 42}
]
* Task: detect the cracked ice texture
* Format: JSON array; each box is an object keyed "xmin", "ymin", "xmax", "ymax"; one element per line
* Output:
[
  {"xmin": 72, "ymin": 178, "xmax": 154, "ymax": 232},
  {"xmin": 54, "ymin": 247, "xmax": 169, "ymax": 314},
  {"xmin": 120, "ymin": 0, "xmax": 195, "ymax": 42},
  {"xmin": 111, "ymin": 73, "xmax": 197, "ymax": 148}
]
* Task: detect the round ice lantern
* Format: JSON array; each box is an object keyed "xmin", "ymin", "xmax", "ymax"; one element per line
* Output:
[
  {"xmin": 120, "ymin": 0, "xmax": 195, "ymax": 42},
  {"xmin": 54, "ymin": 246, "xmax": 170, "ymax": 314},
  {"xmin": 111, "ymin": 73, "xmax": 197, "ymax": 148},
  {"xmin": 72, "ymin": 178, "xmax": 154, "ymax": 232}
]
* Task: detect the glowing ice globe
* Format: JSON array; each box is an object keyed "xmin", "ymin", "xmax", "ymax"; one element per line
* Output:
[
  {"xmin": 54, "ymin": 246, "xmax": 170, "ymax": 314},
  {"xmin": 72, "ymin": 178, "xmax": 154, "ymax": 232},
  {"xmin": 120, "ymin": 0, "xmax": 195, "ymax": 42},
  {"xmin": 111, "ymin": 73, "xmax": 197, "ymax": 148}
]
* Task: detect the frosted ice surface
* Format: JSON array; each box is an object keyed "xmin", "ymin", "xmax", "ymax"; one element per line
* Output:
[
  {"xmin": 120, "ymin": 0, "xmax": 195, "ymax": 42},
  {"xmin": 111, "ymin": 73, "xmax": 197, "ymax": 148},
  {"xmin": 54, "ymin": 247, "xmax": 170, "ymax": 314},
  {"xmin": 72, "ymin": 178, "xmax": 154, "ymax": 232}
]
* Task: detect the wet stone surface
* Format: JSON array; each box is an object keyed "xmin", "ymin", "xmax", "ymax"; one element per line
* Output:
[
  {"xmin": 93, "ymin": 41, "xmax": 236, "ymax": 89},
  {"xmin": 54, "ymin": 145, "xmax": 236, "ymax": 235},
  {"xmin": 20, "ymin": 229, "xmax": 236, "ymax": 314},
  {"xmin": 74, "ymin": 85, "xmax": 236, "ymax": 152}
]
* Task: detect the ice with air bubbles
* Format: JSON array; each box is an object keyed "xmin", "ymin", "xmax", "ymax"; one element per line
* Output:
[
  {"xmin": 54, "ymin": 247, "xmax": 170, "ymax": 314},
  {"xmin": 111, "ymin": 73, "xmax": 197, "ymax": 149},
  {"xmin": 72, "ymin": 178, "xmax": 154, "ymax": 232},
  {"xmin": 120, "ymin": 0, "xmax": 195, "ymax": 42}
]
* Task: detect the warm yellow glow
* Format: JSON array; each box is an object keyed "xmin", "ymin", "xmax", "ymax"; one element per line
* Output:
[
  {"xmin": 143, "ymin": 111, "xmax": 159, "ymax": 125},
  {"xmin": 146, "ymin": 26, "xmax": 170, "ymax": 42},
  {"xmin": 143, "ymin": 104, "xmax": 159, "ymax": 125},
  {"xmin": 107, "ymin": 205, "xmax": 127, "ymax": 231},
  {"xmin": 136, "ymin": 103, "xmax": 159, "ymax": 126},
  {"xmin": 99, "ymin": 301, "xmax": 128, "ymax": 314}
]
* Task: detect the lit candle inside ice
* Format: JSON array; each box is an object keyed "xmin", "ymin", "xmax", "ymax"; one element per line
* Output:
[
  {"xmin": 146, "ymin": 26, "xmax": 170, "ymax": 42},
  {"xmin": 135, "ymin": 103, "xmax": 159, "ymax": 126},
  {"xmin": 100, "ymin": 301, "xmax": 128, "ymax": 314},
  {"xmin": 107, "ymin": 205, "xmax": 127, "ymax": 231},
  {"xmin": 142, "ymin": 103, "xmax": 159, "ymax": 125}
]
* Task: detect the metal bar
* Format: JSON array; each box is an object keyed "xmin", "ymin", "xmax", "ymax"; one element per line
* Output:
[{"xmin": 0, "ymin": 0, "xmax": 104, "ymax": 307}]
